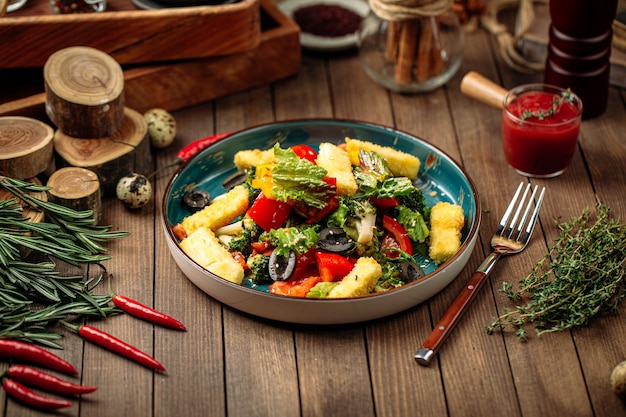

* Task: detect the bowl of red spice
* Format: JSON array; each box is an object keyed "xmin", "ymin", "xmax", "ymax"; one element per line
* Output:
[{"xmin": 279, "ymin": 0, "xmax": 370, "ymax": 52}]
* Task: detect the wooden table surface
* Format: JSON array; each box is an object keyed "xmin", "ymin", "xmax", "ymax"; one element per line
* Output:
[{"xmin": 2, "ymin": 18, "xmax": 626, "ymax": 417}]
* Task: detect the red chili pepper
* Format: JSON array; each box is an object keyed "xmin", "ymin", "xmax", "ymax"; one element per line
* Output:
[
  {"xmin": 176, "ymin": 132, "xmax": 232, "ymax": 163},
  {"xmin": 0, "ymin": 340, "xmax": 78, "ymax": 376},
  {"xmin": 113, "ymin": 295, "xmax": 187, "ymax": 331},
  {"xmin": 7, "ymin": 365, "xmax": 97, "ymax": 396},
  {"xmin": 2, "ymin": 378, "xmax": 72, "ymax": 410},
  {"xmin": 76, "ymin": 325, "xmax": 166, "ymax": 372}
]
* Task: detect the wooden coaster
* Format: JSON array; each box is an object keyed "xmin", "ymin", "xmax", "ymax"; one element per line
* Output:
[
  {"xmin": 47, "ymin": 167, "xmax": 102, "ymax": 223},
  {"xmin": 53, "ymin": 107, "xmax": 151, "ymax": 197},
  {"xmin": 44, "ymin": 46, "xmax": 125, "ymax": 138},
  {"xmin": 0, "ymin": 116, "xmax": 54, "ymax": 180}
]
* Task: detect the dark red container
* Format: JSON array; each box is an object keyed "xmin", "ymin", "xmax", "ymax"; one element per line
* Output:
[
  {"xmin": 545, "ymin": 0, "xmax": 618, "ymax": 119},
  {"xmin": 549, "ymin": 0, "xmax": 618, "ymax": 37}
]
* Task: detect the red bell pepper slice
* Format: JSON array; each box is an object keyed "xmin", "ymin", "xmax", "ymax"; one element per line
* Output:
[
  {"xmin": 269, "ymin": 276, "xmax": 323, "ymax": 298},
  {"xmin": 247, "ymin": 194, "xmax": 292, "ymax": 231},
  {"xmin": 315, "ymin": 252, "xmax": 355, "ymax": 282},
  {"xmin": 290, "ymin": 144, "xmax": 318, "ymax": 164},
  {"xmin": 382, "ymin": 215, "xmax": 413, "ymax": 257}
]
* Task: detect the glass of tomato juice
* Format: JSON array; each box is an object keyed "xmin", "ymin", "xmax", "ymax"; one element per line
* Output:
[{"xmin": 501, "ymin": 84, "xmax": 583, "ymax": 178}]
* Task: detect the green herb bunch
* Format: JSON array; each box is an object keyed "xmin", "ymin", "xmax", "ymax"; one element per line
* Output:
[
  {"xmin": 0, "ymin": 176, "xmax": 128, "ymax": 347},
  {"xmin": 486, "ymin": 204, "xmax": 626, "ymax": 340}
]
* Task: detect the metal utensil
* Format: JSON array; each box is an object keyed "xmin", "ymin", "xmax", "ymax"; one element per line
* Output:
[{"xmin": 415, "ymin": 182, "xmax": 546, "ymax": 365}]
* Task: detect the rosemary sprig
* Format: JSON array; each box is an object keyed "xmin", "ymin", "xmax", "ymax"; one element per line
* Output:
[
  {"xmin": 486, "ymin": 204, "xmax": 626, "ymax": 340},
  {"xmin": 0, "ymin": 176, "xmax": 129, "ymax": 345}
]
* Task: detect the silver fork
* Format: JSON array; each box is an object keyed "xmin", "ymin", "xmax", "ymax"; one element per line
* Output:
[{"xmin": 415, "ymin": 182, "xmax": 546, "ymax": 366}]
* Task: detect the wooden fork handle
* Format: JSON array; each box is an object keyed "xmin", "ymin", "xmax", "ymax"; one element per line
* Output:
[{"xmin": 415, "ymin": 252, "xmax": 501, "ymax": 365}]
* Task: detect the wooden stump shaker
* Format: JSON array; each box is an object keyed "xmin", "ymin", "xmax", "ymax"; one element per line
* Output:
[
  {"xmin": 53, "ymin": 107, "xmax": 151, "ymax": 198},
  {"xmin": 0, "ymin": 116, "xmax": 54, "ymax": 180},
  {"xmin": 47, "ymin": 167, "xmax": 102, "ymax": 223},
  {"xmin": 44, "ymin": 46, "xmax": 125, "ymax": 138}
]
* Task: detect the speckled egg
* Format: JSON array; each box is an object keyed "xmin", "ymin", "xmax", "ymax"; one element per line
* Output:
[
  {"xmin": 116, "ymin": 173, "xmax": 153, "ymax": 209},
  {"xmin": 144, "ymin": 108, "xmax": 176, "ymax": 149}
]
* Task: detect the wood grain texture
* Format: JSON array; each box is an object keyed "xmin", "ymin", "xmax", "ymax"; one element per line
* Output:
[
  {"xmin": 46, "ymin": 166, "xmax": 102, "ymax": 222},
  {"xmin": 0, "ymin": 0, "xmax": 261, "ymax": 69},
  {"xmin": 0, "ymin": 116, "xmax": 54, "ymax": 179},
  {"xmin": 44, "ymin": 46, "xmax": 125, "ymax": 138},
  {"xmin": 53, "ymin": 107, "xmax": 151, "ymax": 197}
]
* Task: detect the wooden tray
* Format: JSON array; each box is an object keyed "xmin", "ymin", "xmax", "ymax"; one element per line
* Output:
[
  {"xmin": 0, "ymin": 0, "xmax": 301, "ymax": 116},
  {"xmin": 0, "ymin": 0, "xmax": 261, "ymax": 69}
]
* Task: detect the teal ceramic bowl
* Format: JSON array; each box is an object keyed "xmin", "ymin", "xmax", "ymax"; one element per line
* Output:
[{"xmin": 162, "ymin": 119, "xmax": 480, "ymax": 324}]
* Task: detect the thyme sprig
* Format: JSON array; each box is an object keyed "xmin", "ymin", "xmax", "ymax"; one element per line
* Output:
[
  {"xmin": 0, "ymin": 176, "xmax": 128, "ymax": 345},
  {"xmin": 487, "ymin": 204, "xmax": 626, "ymax": 340},
  {"xmin": 520, "ymin": 88, "xmax": 573, "ymax": 121}
]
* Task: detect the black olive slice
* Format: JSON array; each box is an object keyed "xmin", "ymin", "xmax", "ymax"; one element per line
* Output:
[
  {"xmin": 183, "ymin": 190, "xmax": 211, "ymax": 212},
  {"xmin": 269, "ymin": 249, "xmax": 297, "ymax": 282},
  {"xmin": 399, "ymin": 261, "xmax": 425, "ymax": 283},
  {"xmin": 222, "ymin": 170, "xmax": 247, "ymax": 190},
  {"xmin": 317, "ymin": 227, "xmax": 355, "ymax": 253}
]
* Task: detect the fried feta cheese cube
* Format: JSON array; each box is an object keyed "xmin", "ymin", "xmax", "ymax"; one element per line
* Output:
[
  {"xmin": 328, "ymin": 257, "xmax": 382, "ymax": 298},
  {"xmin": 234, "ymin": 148, "xmax": 275, "ymax": 171},
  {"xmin": 428, "ymin": 201, "xmax": 465, "ymax": 264},
  {"xmin": 179, "ymin": 226, "xmax": 245, "ymax": 284},
  {"xmin": 179, "ymin": 184, "xmax": 249, "ymax": 238},
  {"xmin": 316, "ymin": 142, "xmax": 358, "ymax": 196},
  {"xmin": 345, "ymin": 137, "xmax": 421, "ymax": 180}
]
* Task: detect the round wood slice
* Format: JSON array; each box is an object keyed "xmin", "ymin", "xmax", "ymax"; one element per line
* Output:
[
  {"xmin": 0, "ymin": 116, "xmax": 54, "ymax": 180},
  {"xmin": 53, "ymin": 107, "xmax": 151, "ymax": 198},
  {"xmin": 47, "ymin": 167, "xmax": 102, "ymax": 223},
  {"xmin": 44, "ymin": 46, "xmax": 125, "ymax": 138}
]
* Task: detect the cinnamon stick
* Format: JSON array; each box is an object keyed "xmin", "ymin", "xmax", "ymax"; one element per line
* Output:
[
  {"xmin": 394, "ymin": 19, "xmax": 420, "ymax": 85},
  {"xmin": 429, "ymin": 18, "xmax": 445, "ymax": 77},
  {"xmin": 386, "ymin": 20, "xmax": 400, "ymax": 62},
  {"xmin": 415, "ymin": 17, "xmax": 433, "ymax": 82}
]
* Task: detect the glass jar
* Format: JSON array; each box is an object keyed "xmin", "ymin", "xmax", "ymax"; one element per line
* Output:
[
  {"xmin": 358, "ymin": 8, "xmax": 464, "ymax": 93},
  {"xmin": 49, "ymin": 0, "xmax": 106, "ymax": 13}
]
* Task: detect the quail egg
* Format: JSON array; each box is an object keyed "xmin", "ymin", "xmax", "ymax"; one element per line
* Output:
[
  {"xmin": 144, "ymin": 108, "xmax": 176, "ymax": 149},
  {"xmin": 116, "ymin": 173, "xmax": 153, "ymax": 209}
]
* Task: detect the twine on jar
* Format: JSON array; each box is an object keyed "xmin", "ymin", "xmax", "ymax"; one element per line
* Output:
[{"xmin": 369, "ymin": 0, "xmax": 455, "ymax": 20}]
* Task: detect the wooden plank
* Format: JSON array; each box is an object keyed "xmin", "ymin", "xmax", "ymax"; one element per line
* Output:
[
  {"xmin": 152, "ymin": 103, "xmax": 228, "ymax": 417},
  {"xmin": 0, "ymin": 0, "xmax": 260, "ymax": 68}
]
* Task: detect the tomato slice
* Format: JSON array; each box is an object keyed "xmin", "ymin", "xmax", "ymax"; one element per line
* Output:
[
  {"xmin": 247, "ymin": 194, "xmax": 292, "ymax": 231},
  {"xmin": 269, "ymin": 276, "xmax": 322, "ymax": 298},
  {"xmin": 382, "ymin": 215, "xmax": 413, "ymax": 256},
  {"xmin": 290, "ymin": 144, "xmax": 318, "ymax": 164},
  {"xmin": 315, "ymin": 251, "xmax": 355, "ymax": 282},
  {"xmin": 292, "ymin": 249, "xmax": 318, "ymax": 280},
  {"xmin": 370, "ymin": 197, "xmax": 399, "ymax": 209}
]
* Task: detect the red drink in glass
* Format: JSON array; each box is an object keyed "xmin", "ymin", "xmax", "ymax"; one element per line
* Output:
[{"xmin": 501, "ymin": 84, "xmax": 583, "ymax": 178}]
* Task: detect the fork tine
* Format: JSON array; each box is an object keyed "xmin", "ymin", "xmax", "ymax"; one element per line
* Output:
[
  {"xmin": 506, "ymin": 184, "xmax": 532, "ymax": 239},
  {"xmin": 520, "ymin": 186, "xmax": 546, "ymax": 244},
  {"xmin": 512, "ymin": 185, "xmax": 539, "ymax": 240},
  {"xmin": 496, "ymin": 182, "xmax": 524, "ymax": 236}
]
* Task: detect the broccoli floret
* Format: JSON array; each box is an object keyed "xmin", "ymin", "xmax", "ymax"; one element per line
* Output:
[
  {"xmin": 247, "ymin": 254, "xmax": 272, "ymax": 284},
  {"xmin": 397, "ymin": 187, "xmax": 427, "ymax": 215},
  {"xmin": 227, "ymin": 221, "xmax": 262, "ymax": 256}
]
